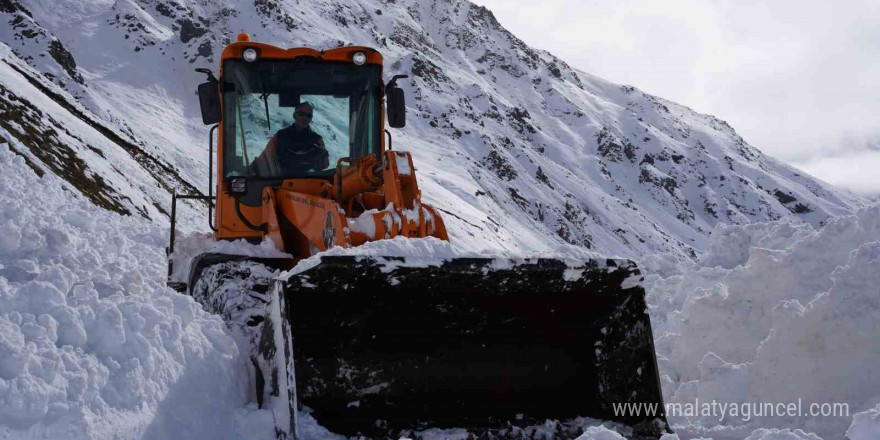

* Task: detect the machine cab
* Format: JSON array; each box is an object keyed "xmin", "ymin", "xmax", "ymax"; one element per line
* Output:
[{"xmin": 195, "ymin": 35, "xmax": 406, "ymax": 240}]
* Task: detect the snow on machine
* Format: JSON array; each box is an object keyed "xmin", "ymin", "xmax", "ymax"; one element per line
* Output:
[{"xmin": 167, "ymin": 34, "xmax": 668, "ymax": 439}]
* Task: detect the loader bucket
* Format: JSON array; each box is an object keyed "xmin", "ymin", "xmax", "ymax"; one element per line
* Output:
[{"xmin": 279, "ymin": 256, "xmax": 667, "ymax": 439}]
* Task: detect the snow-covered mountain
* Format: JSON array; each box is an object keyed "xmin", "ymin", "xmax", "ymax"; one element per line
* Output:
[{"xmin": 0, "ymin": 0, "xmax": 865, "ymax": 261}]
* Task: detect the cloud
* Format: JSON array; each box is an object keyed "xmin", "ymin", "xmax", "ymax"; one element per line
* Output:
[
  {"xmin": 470, "ymin": 0, "xmax": 880, "ymax": 166},
  {"xmin": 794, "ymin": 151, "xmax": 880, "ymax": 195}
]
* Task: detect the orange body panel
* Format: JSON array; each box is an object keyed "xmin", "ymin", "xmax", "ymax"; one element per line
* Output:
[
  {"xmin": 252, "ymin": 150, "xmax": 448, "ymax": 259},
  {"xmin": 264, "ymin": 188, "xmax": 347, "ymax": 254},
  {"xmin": 219, "ymin": 44, "xmax": 383, "ymax": 68},
  {"xmin": 211, "ymin": 36, "xmax": 447, "ymax": 260}
]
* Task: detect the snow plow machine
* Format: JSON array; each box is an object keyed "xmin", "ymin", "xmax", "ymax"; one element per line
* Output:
[{"xmin": 167, "ymin": 34, "xmax": 668, "ymax": 440}]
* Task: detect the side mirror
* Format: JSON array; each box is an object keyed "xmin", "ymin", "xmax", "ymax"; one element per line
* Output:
[
  {"xmin": 197, "ymin": 81, "xmax": 221, "ymax": 125},
  {"xmin": 387, "ymin": 87, "xmax": 406, "ymax": 128},
  {"xmin": 386, "ymin": 74, "xmax": 408, "ymax": 129},
  {"xmin": 195, "ymin": 68, "xmax": 221, "ymax": 125}
]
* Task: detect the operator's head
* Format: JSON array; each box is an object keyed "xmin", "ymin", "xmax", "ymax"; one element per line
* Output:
[{"xmin": 293, "ymin": 102, "xmax": 314, "ymax": 130}]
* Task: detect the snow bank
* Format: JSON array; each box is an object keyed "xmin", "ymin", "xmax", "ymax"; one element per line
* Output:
[
  {"xmin": 0, "ymin": 144, "xmax": 255, "ymax": 439},
  {"xmin": 845, "ymin": 404, "xmax": 880, "ymax": 440},
  {"xmin": 645, "ymin": 206, "xmax": 880, "ymax": 440}
]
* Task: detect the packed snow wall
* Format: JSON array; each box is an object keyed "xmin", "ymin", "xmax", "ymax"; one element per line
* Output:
[
  {"xmin": 0, "ymin": 144, "xmax": 257, "ymax": 439},
  {"xmin": 643, "ymin": 207, "xmax": 880, "ymax": 440}
]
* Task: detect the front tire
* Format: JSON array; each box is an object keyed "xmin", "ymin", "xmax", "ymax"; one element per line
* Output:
[{"xmin": 190, "ymin": 260, "xmax": 277, "ymax": 406}]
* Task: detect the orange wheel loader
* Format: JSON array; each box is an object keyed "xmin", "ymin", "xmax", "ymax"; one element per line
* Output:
[{"xmin": 166, "ymin": 34, "xmax": 668, "ymax": 440}]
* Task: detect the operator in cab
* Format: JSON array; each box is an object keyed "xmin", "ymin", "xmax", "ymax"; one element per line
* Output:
[{"xmin": 252, "ymin": 102, "xmax": 330, "ymax": 176}]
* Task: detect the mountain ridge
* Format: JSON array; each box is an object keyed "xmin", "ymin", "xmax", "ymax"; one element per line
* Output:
[{"xmin": 0, "ymin": 0, "xmax": 865, "ymax": 260}]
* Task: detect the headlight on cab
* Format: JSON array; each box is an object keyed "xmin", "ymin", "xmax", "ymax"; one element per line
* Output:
[
  {"xmin": 243, "ymin": 48, "xmax": 258, "ymax": 63},
  {"xmin": 352, "ymin": 51, "xmax": 367, "ymax": 66}
]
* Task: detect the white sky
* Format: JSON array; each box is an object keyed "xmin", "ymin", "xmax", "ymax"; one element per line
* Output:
[{"xmin": 469, "ymin": 0, "xmax": 880, "ymax": 194}]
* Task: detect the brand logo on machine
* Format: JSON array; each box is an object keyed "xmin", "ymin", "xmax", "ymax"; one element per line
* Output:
[
  {"xmin": 286, "ymin": 193, "xmax": 326, "ymax": 209},
  {"xmin": 322, "ymin": 211, "xmax": 336, "ymax": 249}
]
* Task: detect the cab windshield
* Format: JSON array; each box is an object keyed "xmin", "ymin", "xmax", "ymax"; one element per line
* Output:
[{"xmin": 222, "ymin": 58, "xmax": 382, "ymax": 179}]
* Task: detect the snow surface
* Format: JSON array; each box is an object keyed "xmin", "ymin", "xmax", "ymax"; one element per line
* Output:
[
  {"xmin": 6, "ymin": 133, "xmax": 877, "ymax": 439},
  {"xmin": 2, "ymin": 121, "xmax": 880, "ymax": 439}
]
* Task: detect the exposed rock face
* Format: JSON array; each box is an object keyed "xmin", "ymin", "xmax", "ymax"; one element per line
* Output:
[{"xmin": 0, "ymin": 0, "xmax": 865, "ymax": 259}]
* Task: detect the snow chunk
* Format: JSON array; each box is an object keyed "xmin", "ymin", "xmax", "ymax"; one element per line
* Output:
[
  {"xmin": 743, "ymin": 428, "xmax": 823, "ymax": 440},
  {"xmin": 846, "ymin": 404, "xmax": 880, "ymax": 440},
  {"xmin": 574, "ymin": 425, "xmax": 627, "ymax": 440},
  {"xmin": 563, "ymin": 268, "xmax": 584, "ymax": 281},
  {"xmin": 347, "ymin": 209, "xmax": 379, "ymax": 239},
  {"xmin": 168, "ymin": 233, "xmax": 291, "ymax": 283},
  {"xmin": 396, "ymin": 152, "xmax": 412, "ymax": 175},
  {"xmin": 283, "ymin": 236, "xmax": 460, "ymax": 278}
]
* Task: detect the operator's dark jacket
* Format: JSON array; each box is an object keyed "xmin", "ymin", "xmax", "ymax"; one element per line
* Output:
[{"xmin": 254, "ymin": 126, "xmax": 329, "ymax": 176}]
